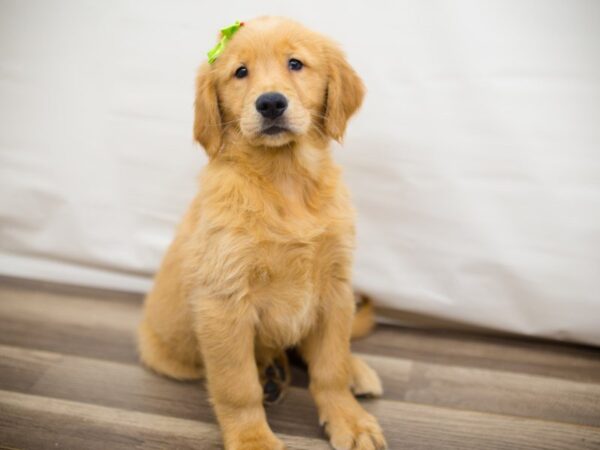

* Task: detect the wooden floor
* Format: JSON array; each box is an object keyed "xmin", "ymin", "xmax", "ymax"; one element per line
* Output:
[{"xmin": 1, "ymin": 277, "xmax": 600, "ymax": 449}]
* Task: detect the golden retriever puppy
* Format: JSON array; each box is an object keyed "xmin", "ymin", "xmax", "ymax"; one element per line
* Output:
[{"xmin": 138, "ymin": 16, "xmax": 386, "ymax": 450}]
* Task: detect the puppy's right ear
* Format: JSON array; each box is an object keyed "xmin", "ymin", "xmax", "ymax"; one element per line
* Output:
[{"xmin": 193, "ymin": 63, "xmax": 222, "ymax": 157}]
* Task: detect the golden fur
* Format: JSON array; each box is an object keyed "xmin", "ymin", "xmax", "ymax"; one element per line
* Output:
[{"xmin": 139, "ymin": 16, "xmax": 386, "ymax": 450}]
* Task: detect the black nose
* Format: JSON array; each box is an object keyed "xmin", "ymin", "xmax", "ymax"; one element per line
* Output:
[{"xmin": 255, "ymin": 92, "xmax": 288, "ymax": 119}]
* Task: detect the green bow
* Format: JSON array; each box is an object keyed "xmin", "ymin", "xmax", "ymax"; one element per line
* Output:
[{"xmin": 207, "ymin": 20, "xmax": 244, "ymax": 64}]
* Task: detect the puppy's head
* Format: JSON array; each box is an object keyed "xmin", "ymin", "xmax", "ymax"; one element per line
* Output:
[{"xmin": 194, "ymin": 17, "xmax": 364, "ymax": 157}]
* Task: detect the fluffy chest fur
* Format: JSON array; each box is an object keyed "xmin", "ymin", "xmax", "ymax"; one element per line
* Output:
[{"xmin": 188, "ymin": 145, "xmax": 355, "ymax": 350}]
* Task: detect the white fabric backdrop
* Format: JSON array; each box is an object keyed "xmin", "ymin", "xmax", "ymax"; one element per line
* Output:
[{"xmin": 1, "ymin": 0, "xmax": 599, "ymax": 344}]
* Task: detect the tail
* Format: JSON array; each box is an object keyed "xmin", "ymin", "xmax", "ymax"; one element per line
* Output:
[{"xmin": 351, "ymin": 293, "xmax": 376, "ymax": 340}]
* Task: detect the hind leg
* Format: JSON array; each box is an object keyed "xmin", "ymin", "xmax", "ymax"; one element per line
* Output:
[
  {"xmin": 256, "ymin": 347, "xmax": 291, "ymax": 405},
  {"xmin": 138, "ymin": 321, "xmax": 204, "ymax": 380},
  {"xmin": 350, "ymin": 354, "xmax": 383, "ymax": 398}
]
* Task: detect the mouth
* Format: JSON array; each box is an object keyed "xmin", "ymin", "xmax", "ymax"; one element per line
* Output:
[{"xmin": 261, "ymin": 125, "xmax": 290, "ymax": 135}]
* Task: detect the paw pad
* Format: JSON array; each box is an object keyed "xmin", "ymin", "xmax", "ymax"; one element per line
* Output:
[{"xmin": 260, "ymin": 355, "xmax": 290, "ymax": 405}]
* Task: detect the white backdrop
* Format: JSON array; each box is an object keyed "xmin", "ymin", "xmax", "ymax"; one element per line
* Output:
[{"xmin": 1, "ymin": 0, "xmax": 599, "ymax": 345}]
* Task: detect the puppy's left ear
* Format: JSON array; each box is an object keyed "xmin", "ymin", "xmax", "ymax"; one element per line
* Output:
[
  {"xmin": 194, "ymin": 63, "xmax": 222, "ymax": 157},
  {"xmin": 324, "ymin": 45, "xmax": 365, "ymax": 142}
]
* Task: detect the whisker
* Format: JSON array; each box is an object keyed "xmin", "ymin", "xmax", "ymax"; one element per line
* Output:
[
  {"xmin": 309, "ymin": 110, "xmax": 329, "ymax": 119},
  {"xmin": 204, "ymin": 118, "xmax": 240, "ymax": 128}
]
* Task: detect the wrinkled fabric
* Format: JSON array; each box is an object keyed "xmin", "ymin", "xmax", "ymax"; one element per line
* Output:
[{"xmin": 1, "ymin": 1, "xmax": 599, "ymax": 344}]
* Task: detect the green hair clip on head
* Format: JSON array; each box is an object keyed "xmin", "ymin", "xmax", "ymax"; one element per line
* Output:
[{"xmin": 207, "ymin": 20, "xmax": 245, "ymax": 64}]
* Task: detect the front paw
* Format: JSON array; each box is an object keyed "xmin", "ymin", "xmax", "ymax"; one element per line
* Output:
[
  {"xmin": 321, "ymin": 404, "xmax": 386, "ymax": 450},
  {"xmin": 227, "ymin": 430, "xmax": 286, "ymax": 450}
]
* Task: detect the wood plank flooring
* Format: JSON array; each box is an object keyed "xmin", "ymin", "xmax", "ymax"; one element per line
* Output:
[{"xmin": 1, "ymin": 276, "xmax": 599, "ymax": 449}]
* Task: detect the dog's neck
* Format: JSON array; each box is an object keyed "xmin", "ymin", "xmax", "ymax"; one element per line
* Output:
[{"xmin": 219, "ymin": 137, "xmax": 339, "ymax": 212}]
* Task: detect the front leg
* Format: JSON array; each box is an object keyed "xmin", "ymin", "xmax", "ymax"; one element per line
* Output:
[
  {"xmin": 301, "ymin": 282, "xmax": 386, "ymax": 450},
  {"xmin": 195, "ymin": 298, "xmax": 285, "ymax": 450}
]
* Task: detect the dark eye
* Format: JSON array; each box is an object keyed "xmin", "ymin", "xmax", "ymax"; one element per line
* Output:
[
  {"xmin": 288, "ymin": 58, "xmax": 303, "ymax": 71},
  {"xmin": 234, "ymin": 66, "xmax": 248, "ymax": 78}
]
